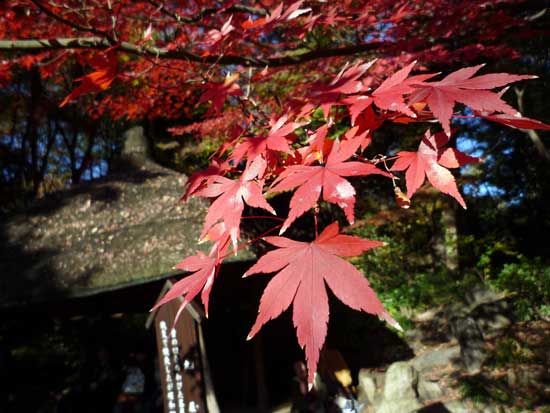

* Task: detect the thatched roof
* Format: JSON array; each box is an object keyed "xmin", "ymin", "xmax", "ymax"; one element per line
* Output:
[{"xmin": 0, "ymin": 127, "xmax": 252, "ymax": 308}]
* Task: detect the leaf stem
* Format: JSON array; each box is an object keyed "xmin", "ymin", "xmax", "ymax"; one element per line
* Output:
[
  {"xmin": 220, "ymin": 224, "xmax": 283, "ymax": 260},
  {"xmin": 241, "ymin": 215, "xmax": 285, "ymax": 221},
  {"xmin": 314, "ymin": 206, "xmax": 319, "ymax": 238},
  {"xmin": 354, "ymin": 154, "xmax": 399, "ymax": 165}
]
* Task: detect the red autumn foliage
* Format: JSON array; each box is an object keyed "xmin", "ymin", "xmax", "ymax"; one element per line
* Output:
[
  {"xmin": 269, "ymin": 132, "xmax": 391, "ymax": 233},
  {"xmin": 244, "ymin": 222, "xmax": 397, "ymax": 383},
  {"xmin": 408, "ymin": 65, "xmax": 534, "ymax": 136},
  {"xmin": 390, "ymin": 130, "xmax": 480, "ymax": 208},
  {"xmin": 59, "ymin": 51, "xmax": 118, "ymax": 107}
]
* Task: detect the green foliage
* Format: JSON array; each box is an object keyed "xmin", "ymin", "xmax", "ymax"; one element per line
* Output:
[
  {"xmin": 459, "ymin": 378, "xmax": 490, "ymax": 405},
  {"xmin": 353, "ymin": 188, "xmax": 550, "ymax": 326},
  {"xmin": 460, "ymin": 233, "xmax": 519, "ymax": 281},
  {"xmin": 492, "ymin": 336, "xmax": 534, "ymax": 367},
  {"xmin": 471, "ymin": 319, "xmax": 550, "ymax": 411},
  {"xmin": 353, "ymin": 207, "xmax": 475, "ymax": 320},
  {"xmin": 459, "ymin": 375, "xmax": 513, "ymax": 406},
  {"xmin": 489, "ymin": 257, "xmax": 550, "ymax": 320},
  {"xmin": 155, "ymin": 134, "xmax": 220, "ymax": 175}
]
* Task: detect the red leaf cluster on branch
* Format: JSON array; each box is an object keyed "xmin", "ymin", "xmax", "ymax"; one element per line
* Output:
[{"xmin": 173, "ymin": 59, "xmax": 546, "ymax": 379}]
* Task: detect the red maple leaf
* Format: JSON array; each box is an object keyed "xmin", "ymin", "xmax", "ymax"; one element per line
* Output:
[
  {"xmin": 244, "ymin": 222, "xmax": 399, "ymax": 383},
  {"xmin": 241, "ymin": 2, "xmax": 284, "ymax": 29},
  {"xmin": 241, "ymin": 0, "xmax": 311, "ymax": 30},
  {"xmin": 313, "ymin": 60, "xmax": 375, "ymax": 117},
  {"xmin": 152, "ymin": 222, "xmax": 234, "ymax": 320},
  {"xmin": 409, "ymin": 65, "xmax": 534, "ymax": 136},
  {"xmin": 297, "ymin": 123, "xmax": 333, "ymax": 166},
  {"xmin": 477, "ymin": 112, "xmax": 550, "ymax": 131},
  {"xmin": 60, "ymin": 52, "xmax": 117, "ymax": 107},
  {"xmin": 198, "ymin": 73, "xmax": 243, "ymax": 115},
  {"xmin": 231, "ymin": 114, "xmax": 300, "ymax": 163},
  {"xmin": 390, "ymin": 130, "xmax": 479, "ymax": 208},
  {"xmin": 269, "ymin": 136, "xmax": 391, "ymax": 233},
  {"xmin": 370, "ymin": 61, "xmax": 419, "ymax": 117},
  {"xmin": 352, "ymin": 106, "xmax": 383, "ymax": 150},
  {"xmin": 196, "ymin": 157, "xmax": 275, "ymax": 250},
  {"xmin": 344, "ymin": 63, "xmax": 436, "ymax": 124},
  {"xmin": 203, "ymin": 15, "xmax": 235, "ymax": 50},
  {"xmin": 181, "ymin": 158, "xmax": 229, "ymax": 201},
  {"xmin": 152, "ymin": 252, "xmax": 218, "ymax": 319}
]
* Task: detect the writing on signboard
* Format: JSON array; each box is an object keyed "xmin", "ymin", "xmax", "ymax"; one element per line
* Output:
[{"xmin": 159, "ymin": 320, "xmax": 200, "ymax": 413}]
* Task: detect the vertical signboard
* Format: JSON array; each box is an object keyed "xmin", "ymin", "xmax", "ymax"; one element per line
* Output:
[{"xmin": 148, "ymin": 281, "xmax": 219, "ymax": 413}]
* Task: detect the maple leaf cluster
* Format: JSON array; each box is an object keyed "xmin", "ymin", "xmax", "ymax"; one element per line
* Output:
[
  {"xmin": 1, "ymin": 0, "xmax": 550, "ymax": 383},
  {"xmin": 163, "ymin": 60, "xmax": 548, "ymax": 382}
]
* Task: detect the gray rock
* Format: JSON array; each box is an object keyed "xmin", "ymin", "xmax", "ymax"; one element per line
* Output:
[
  {"xmin": 479, "ymin": 313, "xmax": 511, "ymax": 333},
  {"xmin": 461, "ymin": 346, "xmax": 486, "ymax": 373},
  {"xmin": 465, "ymin": 286, "xmax": 500, "ymax": 308},
  {"xmin": 357, "ymin": 371, "xmax": 377, "ymax": 404},
  {"xmin": 383, "ymin": 362, "xmax": 419, "ymax": 400},
  {"xmin": 446, "ymin": 301, "xmax": 466, "ymax": 314},
  {"xmin": 449, "ymin": 315, "xmax": 487, "ymax": 372},
  {"xmin": 417, "ymin": 379, "xmax": 444, "ymax": 401},
  {"xmin": 444, "ymin": 400, "xmax": 479, "ymax": 413},
  {"xmin": 377, "ymin": 399, "xmax": 421, "ymax": 413},
  {"xmin": 412, "ymin": 345, "xmax": 460, "ymax": 371},
  {"xmin": 471, "ymin": 299, "xmax": 512, "ymax": 336},
  {"xmin": 372, "ymin": 362, "xmax": 423, "ymax": 413},
  {"xmin": 479, "ymin": 405, "xmax": 503, "ymax": 413}
]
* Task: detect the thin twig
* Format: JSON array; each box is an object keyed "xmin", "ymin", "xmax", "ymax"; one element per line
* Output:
[
  {"xmin": 146, "ymin": 0, "xmax": 267, "ymax": 24},
  {"xmin": 514, "ymin": 86, "xmax": 550, "ymax": 161},
  {"xmin": 30, "ymin": 0, "xmax": 115, "ymax": 44},
  {"xmin": 221, "ymin": 223, "xmax": 283, "ymax": 260}
]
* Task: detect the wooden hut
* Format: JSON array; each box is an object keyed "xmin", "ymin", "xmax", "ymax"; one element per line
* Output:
[{"xmin": 0, "ymin": 126, "xmax": 252, "ymax": 312}]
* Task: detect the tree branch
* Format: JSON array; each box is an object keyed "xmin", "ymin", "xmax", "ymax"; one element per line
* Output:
[
  {"xmin": 30, "ymin": 0, "xmax": 115, "ymax": 44},
  {"xmin": 0, "ymin": 37, "xmax": 390, "ymax": 67},
  {"xmin": 514, "ymin": 86, "xmax": 550, "ymax": 161},
  {"xmin": 146, "ymin": 0, "xmax": 267, "ymax": 24}
]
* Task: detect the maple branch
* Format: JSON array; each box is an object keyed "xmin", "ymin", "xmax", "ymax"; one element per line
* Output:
[
  {"xmin": 514, "ymin": 86, "xmax": 550, "ymax": 161},
  {"xmin": 221, "ymin": 224, "xmax": 283, "ymax": 260},
  {"xmin": 206, "ymin": 4, "xmax": 268, "ymax": 18},
  {"xmin": 313, "ymin": 208, "xmax": 319, "ymax": 238},
  {"xmin": 0, "ymin": 37, "xmax": 391, "ymax": 67},
  {"xmin": 241, "ymin": 216, "xmax": 285, "ymax": 221},
  {"xmin": 30, "ymin": 0, "xmax": 116, "ymax": 44},
  {"xmin": 146, "ymin": 0, "xmax": 267, "ymax": 24},
  {"xmin": 355, "ymin": 154, "xmax": 399, "ymax": 165}
]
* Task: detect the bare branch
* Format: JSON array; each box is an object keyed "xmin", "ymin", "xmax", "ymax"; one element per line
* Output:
[
  {"xmin": 30, "ymin": 0, "xmax": 115, "ymax": 44},
  {"xmin": 146, "ymin": 0, "xmax": 268, "ymax": 24},
  {"xmin": 514, "ymin": 86, "xmax": 550, "ymax": 161},
  {"xmin": 0, "ymin": 37, "xmax": 390, "ymax": 67}
]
